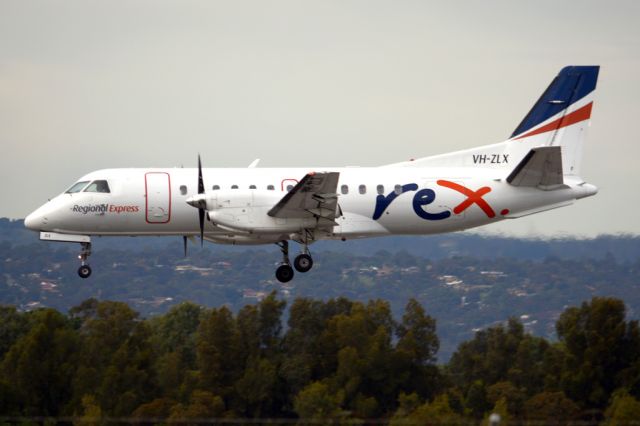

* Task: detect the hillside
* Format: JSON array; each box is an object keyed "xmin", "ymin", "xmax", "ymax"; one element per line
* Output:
[{"xmin": 1, "ymin": 218, "xmax": 639, "ymax": 359}]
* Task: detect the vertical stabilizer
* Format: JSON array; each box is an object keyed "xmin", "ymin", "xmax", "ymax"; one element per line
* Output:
[
  {"xmin": 383, "ymin": 66, "xmax": 599, "ymax": 176},
  {"xmin": 509, "ymin": 66, "xmax": 599, "ymax": 177}
]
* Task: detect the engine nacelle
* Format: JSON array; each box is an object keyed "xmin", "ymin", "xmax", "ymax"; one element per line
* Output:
[{"xmin": 205, "ymin": 190, "xmax": 318, "ymax": 233}]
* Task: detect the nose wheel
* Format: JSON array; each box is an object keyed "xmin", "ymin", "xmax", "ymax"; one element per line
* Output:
[
  {"xmin": 78, "ymin": 264, "xmax": 92, "ymax": 278},
  {"xmin": 77, "ymin": 242, "xmax": 93, "ymax": 279}
]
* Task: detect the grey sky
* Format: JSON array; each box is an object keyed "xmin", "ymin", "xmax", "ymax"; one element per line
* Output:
[{"xmin": 1, "ymin": 0, "xmax": 638, "ymax": 237}]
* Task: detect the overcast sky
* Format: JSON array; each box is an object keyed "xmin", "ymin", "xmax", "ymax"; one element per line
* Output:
[{"xmin": 1, "ymin": 0, "xmax": 638, "ymax": 237}]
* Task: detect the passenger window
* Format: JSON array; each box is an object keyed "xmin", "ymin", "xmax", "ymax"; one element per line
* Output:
[
  {"xmin": 267, "ymin": 185, "xmax": 275, "ymax": 190},
  {"xmin": 231, "ymin": 185, "xmax": 238, "ymax": 189},
  {"xmin": 359, "ymin": 184, "xmax": 366, "ymax": 195},
  {"xmin": 286, "ymin": 185, "xmax": 294, "ymax": 192},
  {"xmin": 65, "ymin": 181, "xmax": 90, "ymax": 193},
  {"xmin": 212, "ymin": 185, "xmax": 220, "ymax": 190},
  {"xmin": 341, "ymin": 185, "xmax": 349, "ymax": 195},
  {"xmin": 377, "ymin": 184, "xmax": 385, "ymax": 195},
  {"xmin": 179, "ymin": 185, "xmax": 187, "ymax": 195},
  {"xmin": 84, "ymin": 180, "xmax": 111, "ymax": 193},
  {"xmin": 394, "ymin": 184, "xmax": 402, "ymax": 195},
  {"xmin": 249, "ymin": 185, "xmax": 257, "ymax": 189}
]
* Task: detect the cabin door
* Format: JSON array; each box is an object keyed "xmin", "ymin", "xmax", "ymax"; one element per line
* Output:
[{"xmin": 145, "ymin": 172, "xmax": 171, "ymax": 223}]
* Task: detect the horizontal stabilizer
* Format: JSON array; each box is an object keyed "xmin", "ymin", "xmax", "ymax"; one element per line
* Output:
[
  {"xmin": 506, "ymin": 146, "xmax": 564, "ymax": 188},
  {"xmin": 503, "ymin": 200, "xmax": 574, "ymax": 218}
]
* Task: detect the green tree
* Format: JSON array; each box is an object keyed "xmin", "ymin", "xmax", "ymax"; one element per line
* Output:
[
  {"xmin": 446, "ymin": 318, "xmax": 553, "ymax": 408},
  {"xmin": 234, "ymin": 357, "xmax": 278, "ymax": 417},
  {"xmin": 257, "ymin": 291, "xmax": 286, "ymax": 355},
  {"xmin": 390, "ymin": 394, "xmax": 464, "ymax": 426},
  {"xmin": 196, "ymin": 306, "xmax": 240, "ymax": 399},
  {"xmin": 523, "ymin": 391, "xmax": 579, "ymax": 425},
  {"xmin": 150, "ymin": 301, "xmax": 201, "ymax": 364},
  {"xmin": 1, "ymin": 308, "xmax": 79, "ymax": 416},
  {"xmin": 556, "ymin": 297, "xmax": 640, "ymax": 408},
  {"xmin": 168, "ymin": 390, "xmax": 225, "ymax": 421},
  {"xmin": 604, "ymin": 389, "xmax": 640, "ymax": 426},
  {"xmin": 0, "ymin": 305, "xmax": 30, "ymax": 359},
  {"xmin": 395, "ymin": 298, "xmax": 441, "ymax": 399},
  {"xmin": 396, "ymin": 298, "xmax": 439, "ymax": 365},
  {"xmin": 149, "ymin": 302, "xmax": 202, "ymax": 400},
  {"xmin": 465, "ymin": 380, "xmax": 490, "ymax": 419},
  {"xmin": 96, "ymin": 321, "xmax": 157, "ymax": 416},
  {"xmin": 70, "ymin": 300, "xmax": 157, "ymax": 416},
  {"xmin": 74, "ymin": 394, "xmax": 103, "ymax": 426},
  {"xmin": 132, "ymin": 397, "xmax": 176, "ymax": 421},
  {"xmin": 293, "ymin": 381, "xmax": 345, "ymax": 422},
  {"xmin": 482, "ymin": 397, "xmax": 509, "ymax": 426},
  {"xmin": 486, "ymin": 381, "xmax": 525, "ymax": 418}
]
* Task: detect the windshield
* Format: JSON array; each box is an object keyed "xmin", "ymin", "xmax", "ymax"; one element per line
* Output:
[
  {"xmin": 65, "ymin": 181, "xmax": 90, "ymax": 193},
  {"xmin": 83, "ymin": 180, "xmax": 111, "ymax": 193}
]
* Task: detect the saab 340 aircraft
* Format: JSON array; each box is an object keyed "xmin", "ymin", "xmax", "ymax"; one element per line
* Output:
[{"xmin": 25, "ymin": 66, "xmax": 599, "ymax": 283}]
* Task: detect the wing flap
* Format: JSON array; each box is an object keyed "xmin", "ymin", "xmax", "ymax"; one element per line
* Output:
[{"xmin": 268, "ymin": 172, "xmax": 341, "ymax": 220}]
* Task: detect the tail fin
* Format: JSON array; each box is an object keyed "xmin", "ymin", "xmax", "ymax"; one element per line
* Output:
[
  {"xmin": 510, "ymin": 66, "xmax": 599, "ymax": 176},
  {"xmin": 384, "ymin": 66, "xmax": 599, "ymax": 175}
]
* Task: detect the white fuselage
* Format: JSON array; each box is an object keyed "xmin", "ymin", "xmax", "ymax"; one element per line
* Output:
[
  {"xmin": 21, "ymin": 65, "xmax": 602, "ymax": 281},
  {"xmin": 24, "ymin": 166, "xmax": 596, "ymax": 244}
]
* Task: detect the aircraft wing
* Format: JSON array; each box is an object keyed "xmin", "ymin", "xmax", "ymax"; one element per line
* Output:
[{"xmin": 267, "ymin": 172, "xmax": 341, "ymax": 223}]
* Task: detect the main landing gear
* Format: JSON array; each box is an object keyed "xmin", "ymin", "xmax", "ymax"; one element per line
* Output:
[
  {"xmin": 275, "ymin": 240, "xmax": 314, "ymax": 283},
  {"xmin": 77, "ymin": 242, "xmax": 93, "ymax": 279}
]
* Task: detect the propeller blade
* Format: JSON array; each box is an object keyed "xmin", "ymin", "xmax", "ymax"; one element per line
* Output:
[
  {"xmin": 183, "ymin": 236, "xmax": 188, "ymax": 257},
  {"xmin": 199, "ymin": 208, "xmax": 205, "ymax": 247},
  {"xmin": 198, "ymin": 154, "xmax": 205, "ymax": 194},
  {"xmin": 196, "ymin": 154, "xmax": 206, "ymax": 246}
]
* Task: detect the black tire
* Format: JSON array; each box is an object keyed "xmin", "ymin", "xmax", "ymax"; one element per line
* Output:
[
  {"xmin": 78, "ymin": 265, "xmax": 92, "ymax": 279},
  {"xmin": 294, "ymin": 254, "xmax": 313, "ymax": 273},
  {"xmin": 275, "ymin": 264, "xmax": 294, "ymax": 283}
]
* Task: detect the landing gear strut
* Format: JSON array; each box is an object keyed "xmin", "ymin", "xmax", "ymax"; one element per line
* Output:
[
  {"xmin": 77, "ymin": 242, "xmax": 92, "ymax": 279},
  {"xmin": 275, "ymin": 241, "xmax": 294, "ymax": 283}
]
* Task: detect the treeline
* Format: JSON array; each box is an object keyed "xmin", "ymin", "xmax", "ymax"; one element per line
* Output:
[{"xmin": 2, "ymin": 296, "xmax": 640, "ymax": 424}]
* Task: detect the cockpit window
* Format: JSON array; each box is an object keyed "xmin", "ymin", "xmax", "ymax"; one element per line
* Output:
[
  {"xmin": 84, "ymin": 180, "xmax": 111, "ymax": 193},
  {"xmin": 65, "ymin": 181, "xmax": 90, "ymax": 193}
]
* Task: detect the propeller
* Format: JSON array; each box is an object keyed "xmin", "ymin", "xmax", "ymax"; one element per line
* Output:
[
  {"xmin": 197, "ymin": 154, "xmax": 205, "ymax": 246},
  {"xmin": 186, "ymin": 155, "xmax": 207, "ymax": 247},
  {"xmin": 182, "ymin": 235, "xmax": 198, "ymax": 257}
]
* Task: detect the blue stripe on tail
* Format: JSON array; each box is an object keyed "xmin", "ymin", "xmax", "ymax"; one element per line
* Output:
[{"xmin": 510, "ymin": 66, "xmax": 599, "ymax": 139}]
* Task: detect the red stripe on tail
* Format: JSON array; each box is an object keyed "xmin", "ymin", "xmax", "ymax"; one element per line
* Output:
[{"xmin": 514, "ymin": 102, "xmax": 593, "ymax": 140}]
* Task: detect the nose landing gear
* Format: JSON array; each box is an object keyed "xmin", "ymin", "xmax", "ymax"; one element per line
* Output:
[{"xmin": 77, "ymin": 242, "xmax": 92, "ymax": 279}]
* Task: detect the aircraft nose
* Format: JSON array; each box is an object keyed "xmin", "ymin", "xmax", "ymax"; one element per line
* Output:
[
  {"xmin": 25, "ymin": 207, "xmax": 48, "ymax": 231},
  {"xmin": 25, "ymin": 210, "xmax": 42, "ymax": 231}
]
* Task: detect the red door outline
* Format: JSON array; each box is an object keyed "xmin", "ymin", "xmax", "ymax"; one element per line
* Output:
[
  {"xmin": 145, "ymin": 172, "xmax": 172, "ymax": 224},
  {"xmin": 281, "ymin": 178, "xmax": 299, "ymax": 192}
]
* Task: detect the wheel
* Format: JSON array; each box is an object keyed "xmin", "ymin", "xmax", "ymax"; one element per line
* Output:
[
  {"xmin": 294, "ymin": 254, "xmax": 313, "ymax": 273},
  {"xmin": 275, "ymin": 264, "xmax": 294, "ymax": 283},
  {"xmin": 78, "ymin": 265, "xmax": 92, "ymax": 279}
]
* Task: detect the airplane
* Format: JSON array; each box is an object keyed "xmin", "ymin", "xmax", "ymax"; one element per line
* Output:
[{"xmin": 25, "ymin": 65, "xmax": 600, "ymax": 283}]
